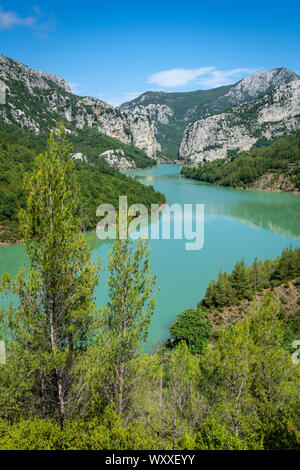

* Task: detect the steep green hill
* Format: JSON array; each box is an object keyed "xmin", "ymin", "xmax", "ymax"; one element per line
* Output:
[{"xmin": 0, "ymin": 123, "xmax": 165, "ymax": 243}]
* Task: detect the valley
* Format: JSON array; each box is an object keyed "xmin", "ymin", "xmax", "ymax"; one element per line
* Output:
[{"xmin": 0, "ymin": 50, "xmax": 300, "ymax": 451}]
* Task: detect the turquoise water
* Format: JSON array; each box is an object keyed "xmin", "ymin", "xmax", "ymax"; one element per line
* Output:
[{"xmin": 1, "ymin": 164, "xmax": 300, "ymax": 350}]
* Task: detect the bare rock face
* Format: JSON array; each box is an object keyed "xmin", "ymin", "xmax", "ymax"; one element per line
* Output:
[
  {"xmin": 98, "ymin": 149, "xmax": 136, "ymax": 170},
  {"xmin": 179, "ymin": 80, "xmax": 300, "ymax": 162},
  {"xmin": 0, "ymin": 54, "xmax": 160, "ymax": 159},
  {"xmin": 225, "ymin": 68, "xmax": 299, "ymax": 104},
  {"xmin": 0, "ymin": 54, "xmax": 71, "ymax": 93},
  {"xmin": 126, "ymin": 107, "xmax": 161, "ymax": 156},
  {"xmin": 70, "ymin": 152, "xmax": 88, "ymax": 163},
  {"xmin": 121, "ymin": 102, "xmax": 174, "ymax": 125},
  {"xmin": 119, "ymin": 68, "xmax": 299, "ymax": 157}
]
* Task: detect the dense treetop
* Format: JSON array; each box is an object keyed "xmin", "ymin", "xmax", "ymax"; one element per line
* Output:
[{"xmin": 181, "ymin": 131, "xmax": 300, "ymax": 190}]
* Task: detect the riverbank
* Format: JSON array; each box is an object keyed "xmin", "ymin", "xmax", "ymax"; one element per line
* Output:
[
  {"xmin": 247, "ymin": 172, "xmax": 300, "ymax": 193},
  {"xmin": 181, "ymin": 172, "xmax": 300, "ymax": 195},
  {"xmin": 0, "ymin": 203, "xmax": 168, "ymax": 247}
]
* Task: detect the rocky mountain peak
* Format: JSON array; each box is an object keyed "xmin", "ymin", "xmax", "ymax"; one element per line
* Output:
[
  {"xmin": 0, "ymin": 54, "xmax": 71, "ymax": 93},
  {"xmin": 225, "ymin": 67, "xmax": 299, "ymax": 103},
  {"xmin": 0, "ymin": 54, "xmax": 161, "ymax": 159},
  {"xmin": 119, "ymin": 67, "xmax": 299, "ymax": 157},
  {"xmin": 179, "ymin": 80, "xmax": 300, "ymax": 163}
]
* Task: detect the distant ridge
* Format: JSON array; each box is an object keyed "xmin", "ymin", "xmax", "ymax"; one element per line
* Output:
[{"xmin": 120, "ymin": 68, "xmax": 299, "ymax": 157}]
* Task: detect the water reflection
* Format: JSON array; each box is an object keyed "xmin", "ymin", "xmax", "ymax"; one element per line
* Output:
[{"xmin": 206, "ymin": 197, "xmax": 300, "ymax": 240}]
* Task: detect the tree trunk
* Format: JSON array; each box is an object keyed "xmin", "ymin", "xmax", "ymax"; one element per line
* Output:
[
  {"xmin": 119, "ymin": 361, "xmax": 124, "ymax": 417},
  {"xmin": 50, "ymin": 305, "xmax": 65, "ymax": 426}
]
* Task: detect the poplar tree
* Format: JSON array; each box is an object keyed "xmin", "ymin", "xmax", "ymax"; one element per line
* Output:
[{"xmin": 0, "ymin": 124, "xmax": 100, "ymax": 425}]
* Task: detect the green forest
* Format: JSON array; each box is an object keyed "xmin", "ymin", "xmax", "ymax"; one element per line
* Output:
[
  {"xmin": 0, "ymin": 127, "xmax": 299, "ymax": 450},
  {"xmin": 0, "ymin": 123, "xmax": 164, "ymax": 243},
  {"xmin": 181, "ymin": 131, "xmax": 300, "ymax": 190}
]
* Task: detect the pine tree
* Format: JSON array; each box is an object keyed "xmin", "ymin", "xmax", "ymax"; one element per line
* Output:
[
  {"xmin": 0, "ymin": 124, "xmax": 100, "ymax": 425},
  {"xmin": 231, "ymin": 258, "xmax": 252, "ymax": 300},
  {"xmin": 215, "ymin": 271, "xmax": 236, "ymax": 307},
  {"xmin": 99, "ymin": 239, "xmax": 157, "ymax": 418}
]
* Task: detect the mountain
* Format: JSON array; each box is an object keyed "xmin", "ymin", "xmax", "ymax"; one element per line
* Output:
[
  {"xmin": 179, "ymin": 79, "xmax": 300, "ymax": 162},
  {"xmin": 0, "ymin": 54, "xmax": 161, "ymax": 161},
  {"xmin": 120, "ymin": 68, "xmax": 299, "ymax": 158}
]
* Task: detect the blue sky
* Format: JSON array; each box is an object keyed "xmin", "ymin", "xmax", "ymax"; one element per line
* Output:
[{"xmin": 0, "ymin": 0, "xmax": 300, "ymax": 105}]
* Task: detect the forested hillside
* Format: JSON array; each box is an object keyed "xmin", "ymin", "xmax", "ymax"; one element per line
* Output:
[
  {"xmin": 0, "ymin": 54, "xmax": 161, "ymax": 158},
  {"xmin": 181, "ymin": 131, "xmax": 300, "ymax": 191},
  {"xmin": 0, "ymin": 123, "xmax": 165, "ymax": 243},
  {"xmin": 170, "ymin": 246, "xmax": 300, "ymax": 352}
]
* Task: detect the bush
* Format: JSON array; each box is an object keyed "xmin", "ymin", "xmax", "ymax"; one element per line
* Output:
[
  {"xmin": 169, "ymin": 308, "xmax": 212, "ymax": 354},
  {"xmin": 0, "ymin": 410, "xmax": 157, "ymax": 450}
]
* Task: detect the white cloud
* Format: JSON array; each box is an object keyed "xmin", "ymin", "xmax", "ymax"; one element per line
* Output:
[
  {"xmin": 197, "ymin": 68, "xmax": 257, "ymax": 88},
  {"xmin": 147, "ymin": 67, "xmax": 215, "ymax": 87},
  {"xmin": 0, "ymin": 6, "xmax": 57, "ymax": 38},
  {"xmin": 0, "ymin": 7, "xmax": 36, "ymax": 30},
  {"xmin": 147, "ymin": 67, "xmax": 258, "ymax": 89},
  {"xmin": 69, "ymin": 82, "xmax": 85, "ymax": 95}
]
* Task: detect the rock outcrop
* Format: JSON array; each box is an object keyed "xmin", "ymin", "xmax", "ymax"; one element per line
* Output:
[
  {"xmin": 71, "ymin": 152, "xmax": 88, "ymax": 163},
  {"xmin": 98, "ymin": 149, "xmax": 136, "ymax": 170},
  {"xmin": 0, "ymin": 54, "xmax": 160, "ymax": 159},
  {"xmin": 121, "ymin": 102, "xmax": 174, "ymax": 125},
  {"xmin": 179, "ymin": 80, "xmax": 300, "ymax": 162}
]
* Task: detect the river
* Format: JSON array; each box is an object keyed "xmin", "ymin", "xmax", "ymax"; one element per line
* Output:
[{"xmin": 1, "ymin": 164, "xmax": 300, "ymax": 350}]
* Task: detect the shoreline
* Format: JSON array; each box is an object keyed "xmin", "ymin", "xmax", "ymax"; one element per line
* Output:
[
  {"xmin": 181, "ymin": 174, "xmax": 300, "ymax": 195},
  {"xmin": 96, "ymin": 202, "xmax": 167, "ymax": 230}
]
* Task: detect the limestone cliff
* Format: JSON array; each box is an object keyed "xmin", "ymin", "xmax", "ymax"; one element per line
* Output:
[
  {"xmin": 0, "ymin": 54, "xmax": 160, "ymax": 159},
  {"xmin": 179, "ymin": 80, "xmax": 300, "ymax": 162},
  {"xmin": 98, "ymin": 149, "xmax": 136, "ymax": 170}
]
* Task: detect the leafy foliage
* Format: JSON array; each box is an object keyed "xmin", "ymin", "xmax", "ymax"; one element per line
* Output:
[
  {"xmin": 0, "ymin": 125, "xmax": 100, "ymax": 425},
  {"xmin": 0, "ymin": 127, "xmax": 299, "ymax": 449},
  {"xmin": 169, "ymin": 308, "xmax": 211, "ymax": 354}
]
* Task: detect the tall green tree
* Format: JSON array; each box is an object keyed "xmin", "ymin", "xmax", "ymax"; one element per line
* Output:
[
  {"xmin": 99, "ymin": 239, "xmax": 157, "ymax": 418},
  {"xmin": 0, "ymin": 124, "xmax": 100, "ymax": 425},
  {"xmin": 231, "ymin": 258, "xmax": 252, "ymax": 300},
  {"xmin": 169, "ymin": 308, "xmax": 211, "ymax": 354}
]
